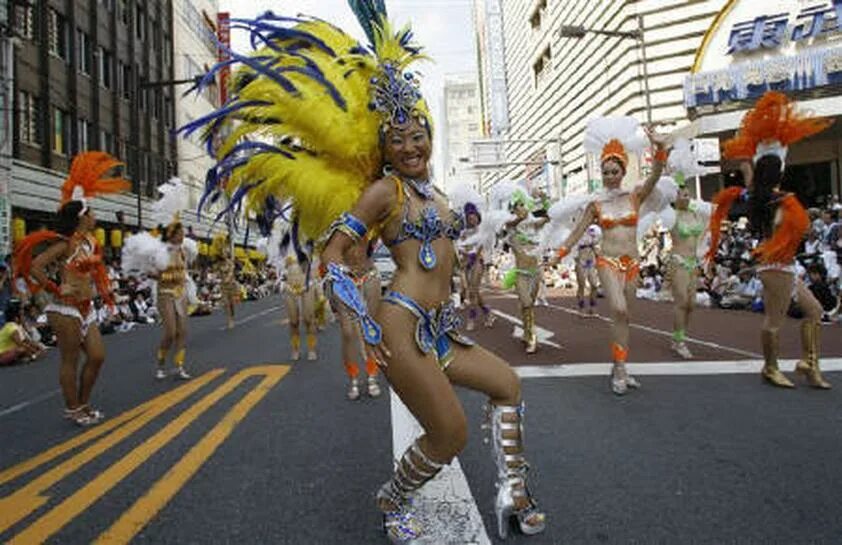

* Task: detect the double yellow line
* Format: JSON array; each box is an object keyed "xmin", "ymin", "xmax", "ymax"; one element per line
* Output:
[{"xmin": 0, "ymin": 365, "xmax": 289, "ymax": 545}]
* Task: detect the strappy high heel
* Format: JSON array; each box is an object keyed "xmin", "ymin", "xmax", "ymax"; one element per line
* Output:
[
  {"xmin": 489, "ymin": 403, "xmax": 546, "ymax": 538},
  {"xmin": 376, "ymin": 439, "xmax": 444, "ymax": 543}
]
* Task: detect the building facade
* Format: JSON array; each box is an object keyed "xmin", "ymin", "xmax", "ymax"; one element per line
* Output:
[
  {"xmin": 441, "ymin": 73, "xmax": 483, "ymax": 192},
  {"xmin": 173, "ymin": 0, "xmax": 219, "ymax": 211},
  {"xmin": 10, "ymin": 0, "xmax": 177, "ymax": 233},
  {"xmin": 686, "ymin": 0, "xmax": 842, "ymax": 205},
  {"xmin": 477, "ymin": 0, "xmax": 727, "ymax": 196}
]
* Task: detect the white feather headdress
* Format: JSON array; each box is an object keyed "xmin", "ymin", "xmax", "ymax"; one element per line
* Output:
[
  {"xmin": 583, "ymin": 117, "xmax": 648, "ymax": 168},
  {"xmin": 152, "ymin": 177, "xmax": 190, "ymax": 227}
]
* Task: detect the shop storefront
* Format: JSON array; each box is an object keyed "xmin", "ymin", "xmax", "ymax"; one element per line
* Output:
[{"xmin": 685, "ymin": 0, "xmax": 842, "ymax": 205}]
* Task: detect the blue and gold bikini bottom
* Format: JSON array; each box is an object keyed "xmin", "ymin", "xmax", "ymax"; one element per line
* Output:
[{"xmin": 382, "ymin": 291, "xmax": 475, "ymax": 371}]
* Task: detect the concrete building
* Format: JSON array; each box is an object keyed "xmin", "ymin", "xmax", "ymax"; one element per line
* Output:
[
  {"xmin": 9, "ymin": 0, "xmax": 177, "ymax": 236},
  {"xmin": 475, "ymin": 0, "xmax": 727, "ymax": 196},
  {"xmin": 441, "ymin": 73, "xmax": 483, "ymax": 192},
  {"xmin": 686, "ymin": 0, "xmax": 842, "ymax": 205},
  {"xmin": 173, "ymin": 0, "xmax": 219, "ymax": 211}
]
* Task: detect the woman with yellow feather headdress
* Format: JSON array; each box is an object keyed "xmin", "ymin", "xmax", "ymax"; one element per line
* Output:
[
  {"xmin": 182, "ymin": 2, "xmax": 545, "ymax": 541},
  {"xmin": 707, "ymin": 91, "xmax": 833, "ymax": 389},
  {"xmin": 14, "ymin": 151, "xmax": 130, "ymax": 426},
  {"xmin": 549, "ymin": 117, "xmax": 668, "ymax": 396}
]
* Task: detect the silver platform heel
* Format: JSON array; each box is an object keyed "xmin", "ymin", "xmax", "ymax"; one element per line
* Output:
[
  {"xmin": 490, "ymin": 403, "xmax": 546, "ymax": 539},
  {"xmin": 375, "ymin": 439, "xmax": 444, "ymax": 544}
]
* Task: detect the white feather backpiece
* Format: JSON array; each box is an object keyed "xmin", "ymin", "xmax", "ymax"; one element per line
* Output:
[
  {"xmin": 152, "ymin": 177, "xmax": 190, "ymax": 226},
  {"xmin": 121, "ymin": 232, "xmax": 167, "ymax": 275},
  {"xmin": 583, "ymin": 117, "xmax": 648, "ymax": 157},
  {"xmin": 489, "ymin": 180, "xmax": 520, "ymax": 211},
  {"xmin": 461, "ymin": 209, "xmax": 514, "ymax": 256},
  {"xmin": 448, "ymin": 183, "xmax": 483, "ymax": 212},
  {"xmin": 668, "ymin": 138, "xmax": 705, "ymax": 180},
  {"xmin": 541, "ymin": 194, "xmax": 596, "ymax": 251},
  {"xmin": 182, "ymin": 238, "xmax": 198, "ymax": 265}
]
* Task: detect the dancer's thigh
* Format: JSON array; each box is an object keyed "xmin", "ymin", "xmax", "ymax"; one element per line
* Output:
[{"xmin": 446, "ymin": 343, "xmax": 519, "ymax": 404}]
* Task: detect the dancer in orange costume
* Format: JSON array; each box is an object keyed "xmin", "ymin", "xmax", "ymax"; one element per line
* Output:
[
  {"xmin": 14, "ymin": 151, "xmax": 129, "ymax": 426},
  {"xmin": 709, "ymin": 91, "xmax": 832, "ymax": 389}
]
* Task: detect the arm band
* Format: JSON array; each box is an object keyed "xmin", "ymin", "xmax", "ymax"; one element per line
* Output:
[
  {"xmin": 328, "ymin": 212, "xmax": 369, "ymax": 243},
  {"xmin": 654, "ymin": 148, "xmax": 668, "ymax": 163},
  {"xmin": 557, "ymin": 246, "xmax": 570, "ymax": 260}
]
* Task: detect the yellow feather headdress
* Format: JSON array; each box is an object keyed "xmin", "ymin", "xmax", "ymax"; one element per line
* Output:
[{"xmin": 180, "ymin": 3, "xmax": 429, "ymax": 247}]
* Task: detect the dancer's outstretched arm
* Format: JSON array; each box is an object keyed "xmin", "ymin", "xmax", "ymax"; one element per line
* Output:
[
  {"xmin": 549, "ymin": 203, "xmax": 598, "ymax": 266},
  {"xmin": 636, "ymin": 128, "xmax": 668, "ymax": 205}
]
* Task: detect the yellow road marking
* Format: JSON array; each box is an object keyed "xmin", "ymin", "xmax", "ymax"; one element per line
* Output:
[
  {"xmin": 8, "ymin": 366, "xmax": 288, "ymax": 545},
  {"xmin": 94, "ymin": 366, "xmax": 289, "ymax": 544},
  {"xmin": 0, "ymin": 370, "xmax": 224, "ymax": 534}
]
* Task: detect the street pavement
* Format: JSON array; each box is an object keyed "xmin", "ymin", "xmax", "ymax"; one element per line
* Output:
[{"xmin": 1, "ymin": 294, "xmax": 841, "ymax": 545}]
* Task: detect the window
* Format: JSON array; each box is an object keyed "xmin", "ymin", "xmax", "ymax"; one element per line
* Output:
[
  {"xmin": 135, "ymin": 4, "xmax": 145, "ymax": 41},
  {"xmin": 14, "ymin": 4, "xmax": 36, "ymax": 40},
  {"xmin": 98, "ymin": 0, "xmax": 115, "ymax": 11},
  {"xmin": 163, "ymin": 96, "xmax": 173, "ymax": 127},
  {"xmin": 77, "ymin": 118, "xmax": 91, "ymax": 152},
  {"xmin": 163, "ymin": 36, "xmax": 172, "ymax": 67},
  {"xmin": 119, "ymin": 0, "xmax": 129, "ymax": 25},
  {"xmin": 48, "ymin": 9, "xmax": 69, "ymax": 61},
  {"xmin": 98, "ymin": 48, "xmax": 113, "ymax": 88},
  {"xmin": 117, "ymin": 139, "xmax": 127, "ymax": 161},
  {"xmin": 533, "ymin": 46, "xmax": 552, "ymax": 87},
  {"xmin": 99, "ymin": 129, "xmax": 114, "ymax": 154},
  {"xmin": 77, "ymin": 30, "xmax": 92, "ymax": 75},
  {"xmin": 53, "ymin": 107, "xmax": 69, "ymax": 155},
  {"xmin": 17, "ymin": 91, "xmax": 40, "ymax": 146},
  {"xmin": 151, "ymin": 90, "xmax": 161, "ymax": 119},
  {"xmin": 529, "ymin": 0, "xmax": 547, "ymax": 31},
  {"xmin": 119, "ymin": 62, "xmax": 132, "ymax": 99}
]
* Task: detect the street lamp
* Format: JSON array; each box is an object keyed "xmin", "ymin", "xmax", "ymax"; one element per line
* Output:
[{"xmin": 557, "ymin": 15, "xmax": 653, "ymax": 124}]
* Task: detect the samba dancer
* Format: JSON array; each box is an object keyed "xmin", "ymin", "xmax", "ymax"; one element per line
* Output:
[
  {"xmin": 15, "ymin": 151, "xmax": 129, "ymax": 425},
  {"xmin": 184, "ymin": 4, "xmax": 546, "ymax": 541}
]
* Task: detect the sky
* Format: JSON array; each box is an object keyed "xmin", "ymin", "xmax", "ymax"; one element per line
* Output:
[{"xmin": 217, "ymin": 0, "xmax": 478, "ymax": 182}]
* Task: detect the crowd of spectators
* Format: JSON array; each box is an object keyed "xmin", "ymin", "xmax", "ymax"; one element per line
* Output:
[{"xmin": 0, "ymin": 247, "xmax": 280, "ymax": 367}]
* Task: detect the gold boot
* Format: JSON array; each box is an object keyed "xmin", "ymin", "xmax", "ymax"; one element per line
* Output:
[
  {"xmin": 761, "ymin": 330, "xmax": 794, "ymax": 388},
  {"xmin": 523, "ymin": 308, "xmax": 538, "ymax": 354},
  {"xmin": 795, "ymin": 321, "xmax": 831, "ymax": 389}
]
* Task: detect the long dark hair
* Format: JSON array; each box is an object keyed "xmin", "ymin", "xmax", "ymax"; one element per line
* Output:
[
  {"xmin": 749, "ymin": 155, "xmax": 783, "ymax": 239},
  {"xmin": 57, "ymin": 201, "xmax": 86, "ymax": 236}
]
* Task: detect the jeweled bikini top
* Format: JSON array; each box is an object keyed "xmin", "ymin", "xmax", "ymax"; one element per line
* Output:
[{"xmin": 384, "ymin": 178, "xmax": 465, "ymax": 270}]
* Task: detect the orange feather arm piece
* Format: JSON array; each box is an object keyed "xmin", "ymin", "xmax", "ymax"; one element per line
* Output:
[
  {"xmin": 753, "ymin": 194, "xmax": 809, "ymax": 265},
  {"xmin": 61, "ymin": 151, "xmax": 131, "ymax": 205},
  {"xmin": 13, "ymin": 231, "xmax": 63, "ymax": 293},
  {"xmin": 706, "ymin": 186, "xmax": 744, "ymax": 263}
]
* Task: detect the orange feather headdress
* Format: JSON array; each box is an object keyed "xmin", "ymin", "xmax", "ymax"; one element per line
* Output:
[
  {"xmin": 583, "ymin": 117, "xmax": 648, "ymax": 170},
  {"xmin": 60, "ymin": 151, "xmax": 131, "ymax": 212},
  {"xmin": 721, "ymin": 92, "xmax": 833, "ymax": 163}
]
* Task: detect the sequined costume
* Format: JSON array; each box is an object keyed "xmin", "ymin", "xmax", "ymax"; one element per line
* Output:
[{"xmin": 181, "ymin": 2, "xmax": 546, "ymax": 541}]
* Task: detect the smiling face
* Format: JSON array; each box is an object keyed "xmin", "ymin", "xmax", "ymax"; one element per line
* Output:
[
  {"xmin": 601, "ymin": 158, "xmax": 625, "ymax": 189},
  {"xmin": 467, "ymin": 212, "xmax": 480, "ymax": 227},
  {"xmin": 383, "ymin": 118, "xmax": 431, "ymax": 179}
]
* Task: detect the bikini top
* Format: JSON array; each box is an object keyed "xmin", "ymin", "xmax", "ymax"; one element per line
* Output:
[
  {"xmin": 383, "ymin": 178, "xmax": 465, "ymax": 270},
  {"xmin": 63, "ymin": 233, "xmax": 100, "ymax": 276},
  {"xmin": 594, "ymin": 194, "xmax": 639, "ymax": 230},
  {"xmin": 676, "ymin": 222, "xmax": 705, "ymax": 239}
]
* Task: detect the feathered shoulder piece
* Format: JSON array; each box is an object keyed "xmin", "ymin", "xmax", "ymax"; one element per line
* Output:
[
  {"xmin": 705, "ymin": 186, "xmax": 746, "ymax": 262},
  {"xmin": 180, "ymin": 1, "xmax": 429, "ymax": 248},
  {"xmin": 583, "ymin": 117, "xmax": 647, "ymax": 169},
  {"xmin": 722, "ymin": 92, "xmax": 833, "ymax": 162},
  {"xmin": 61, "ymin": 151, "xmax": 130, "ymax": 206},
  {"xmin": 753, "ymin": 193, "xmax": 809, "ymax": 264}
]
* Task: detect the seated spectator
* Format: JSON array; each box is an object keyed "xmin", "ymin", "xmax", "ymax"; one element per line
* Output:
[
  {"xmin": 0, "ymin": 300, "xmax": 45, "ymax": 366},
  {"xmin": 806, "ymin": 264, "xmax": 839, "ymax": 322},
  {"xmin": 720, "ymin": 268, "xmax": 762, "ymax": 310},
  {"xmin": 23, "ymin": 303, "xmax": 55, "ymax": 346}
]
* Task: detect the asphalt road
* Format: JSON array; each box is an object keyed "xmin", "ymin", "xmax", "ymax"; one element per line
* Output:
[{"xmin": 1, "ymin": 295, "xmax": 840, "ymax": 545}]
